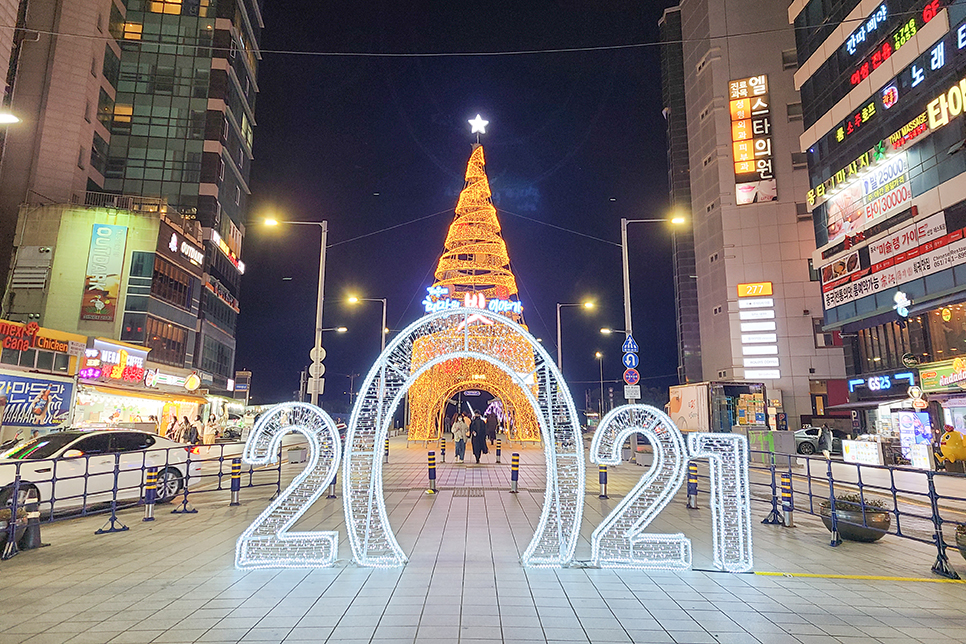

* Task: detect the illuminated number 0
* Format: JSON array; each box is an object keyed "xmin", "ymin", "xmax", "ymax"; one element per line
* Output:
[
  {"xmin": 235, "ymin": 403, "xmax": 341, "ymax": 569},
  {"xmin": 590, "ymin": 406, "xmax": 691, "ymax": 569}
]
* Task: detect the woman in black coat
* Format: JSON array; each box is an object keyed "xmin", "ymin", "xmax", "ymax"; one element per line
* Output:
[{"xmin": 469, "ymin": 411, "xmax": 487, "ymax": 463}]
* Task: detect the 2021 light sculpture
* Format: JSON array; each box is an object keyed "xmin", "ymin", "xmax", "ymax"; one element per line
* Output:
[
  {"xmin": 235, "ymin": 403, "xmax": 342, "ymax": 569},
  {"xmin": 590, "ymin": 405, "xmax": 754, "ymax": 572},
  {"xmin": 341, "ymin": 306, "xmax": 585, "ymax": 568}
]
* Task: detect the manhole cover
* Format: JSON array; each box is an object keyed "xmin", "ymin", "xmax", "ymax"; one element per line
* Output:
[{"xmin": 453, "ymin": 487, "xmax": 485, "ymax": 497}]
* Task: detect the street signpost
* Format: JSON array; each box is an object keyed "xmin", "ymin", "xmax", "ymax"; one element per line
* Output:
[{"xmin": 622, "ymin": 335, "xmax": 640, "ymax": 463}]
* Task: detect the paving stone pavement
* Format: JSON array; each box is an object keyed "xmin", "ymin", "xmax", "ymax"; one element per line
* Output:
[{"xmin": 0, "ymin": 434, "xmax": 964, "ymax": 644}]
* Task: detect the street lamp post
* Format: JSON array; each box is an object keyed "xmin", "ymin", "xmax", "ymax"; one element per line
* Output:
[
  {"xmin": 347, "ymin": 296, "xmax": 388, "ymax": 354},
  {"xmin": 266, "ymin": 218, "xmax": 328, "ymax": 405},
  {"xmin": 595, "ymin": 352, "xmax": 604, "ymax": 416},
  {"xmin": 556, "ymin": 301, "xmax": 594, "ymax": 371}
]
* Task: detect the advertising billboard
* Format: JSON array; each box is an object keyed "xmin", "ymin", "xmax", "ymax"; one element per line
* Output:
[
  {"xmin": 0, "ymin": 371, "xmax": 74, "ymax": 429},
  {"xmin": 80, "ymin": 224, "xmax": 128, "ymax": 322},
  {"xmin": 729, "ymin": 75, "xmax": 777, "ymax": 205}
]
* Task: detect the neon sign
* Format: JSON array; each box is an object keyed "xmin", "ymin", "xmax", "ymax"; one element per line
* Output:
[
  {"xmin": 848, "ymin": 371, "xmax": 915, "ymax": 392},
  {"xmin": 422, "ymin": 285, "xmax": 524, "ymax": 315},
  {"xmin": 211, "ymin": 230, "xmax": 245, "ymax": 274},
  {"xmin": 80, "ymin": 341, "xmax": 148, "ymax": 383},
  {"xmin": 845, "ymin": 4, "xmax": 888, "ymax": 56}
]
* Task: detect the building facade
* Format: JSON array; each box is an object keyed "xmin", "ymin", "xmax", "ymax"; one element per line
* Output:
[
  {"xmin": 662, "ymin": 0, "xmax": 848, "ymax": 430},
  {"xmin": 0, "ymin": 0, "xmax": 259, "ymax": 391},
  {"xmin": 792, "ymin": 0, "xmax": 966, "ymax": 451}
]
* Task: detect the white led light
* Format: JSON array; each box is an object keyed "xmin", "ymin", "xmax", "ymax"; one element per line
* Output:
[
  {"xmin": 740, "ymin": 321, "xmax": 776, "ymax": 332},
  {"xmin": 743, "ymin": 369, "xmax": 781, "ymax": 379},
  {"xmin": 589, "ymin": 405, "xmax": 691, "ymax": 569},
  {"xmin": 741, "ymin": 345, "xmax": 778, "ymax": 355},
  {"xmin": 235, "ymin": 402, "xmax": 341, "ymax": 569},
  {"xmin": 741, "ymin": 333, "xmax": 777, "ymax": 344},
  {"xmin": 738, "ymin": 298, "xmax": 774, "ymax": 309},
  {"xmin": 739, "ymin": 309, "xmax": 775, "ymax": 320},
  {"xmin": 341, "ymin": 307, "xmax": 585, "ymax": 568},
  {"xmin": 687, "ymin": 433, "xmax": 754, "ymax": 572},
  {"xmin": 743, "ymin": 357, "xmax": 779, "ymax": 368}
]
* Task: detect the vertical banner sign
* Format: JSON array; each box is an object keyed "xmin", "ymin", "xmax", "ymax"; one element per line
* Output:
[
  {"xmin": 80, "ymin": 224, "xmax": 128, "ymax": 322},
  {"xmin": 729, "ymin": 75, "xmax": 777, "ymax": 205}
]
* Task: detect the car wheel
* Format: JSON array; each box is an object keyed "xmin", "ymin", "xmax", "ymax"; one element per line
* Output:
[
  {"xmin": 156, "ymin": 468, "xmax": 184, "ymax": 503},
  {"xmin": 798, "ymin": 442, "xmax": 815, "ymax": 455}
]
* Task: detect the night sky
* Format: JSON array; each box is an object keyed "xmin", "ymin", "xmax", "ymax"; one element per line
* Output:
[{"xmin": 237, "ymin": 0, "xmax": 682, "ymax": 411}]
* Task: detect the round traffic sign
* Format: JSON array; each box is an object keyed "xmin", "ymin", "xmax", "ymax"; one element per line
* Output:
[
  {"xmin": 309, "ymin": 362, "xmax": 325, "ymax": 378},
  {"xmin": 623, "ymin": 368, "xmax": 640, "ymax": 386},
  {"xmin": 310, "ymin": 346, "xmax": 326, "ymax": 362},
  {"xmin": 622, "ymin": 353, "xmax": 640, "ymax": 369}
]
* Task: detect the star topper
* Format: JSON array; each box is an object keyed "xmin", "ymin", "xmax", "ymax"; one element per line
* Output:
[{"xmin": 468, "ymin": 114, "xmax": 489, "ymax": 134}]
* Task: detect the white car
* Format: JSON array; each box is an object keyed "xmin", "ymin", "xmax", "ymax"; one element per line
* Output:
[{"xmin": 0, "ymin": 429, "xmax": 202, "ymax": 515}]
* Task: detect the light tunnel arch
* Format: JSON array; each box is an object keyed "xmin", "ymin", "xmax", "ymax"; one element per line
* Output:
[
  {"xmin": 432, "ymin": 379, "xmax": 534, "ymax": 441},
  {"xmin": 341, "ymin": 307, "xmax": 585, "ymax": 568}
]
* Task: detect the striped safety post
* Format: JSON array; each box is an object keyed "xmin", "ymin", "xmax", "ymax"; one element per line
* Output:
[
  {"xmin": 440, "ymin": 437, "xmax": 446, "ymax": 463},
  {"xmin": 143, "ymin": 467, "xmax": 157, "ymax": 521},
  {"xmin": 598, "ymin": 465, "xmax": 608, "ymax": 499},
  {"xmin": 426, "ymin": 451, "xmax": 437, "ymax": 494},
  {"xmin": 230, "ymin": 459, "xmax": 241, "ymax": 506},
  {"xmin": 686, "ymin": 461, "xmax": 699, "ymax": 509},
  {"xmin": 327, "ymin": 469, "xmax": 338, "ymax": 499},
  {"xmin": 510, "ymin": 453, "xmax": 519, "ymax": 494},
  {"xmin": 384, "ymin": 437, "xmax": 390, "ymax": 463},
  {"xmin": 496, "ymin": 439, "xmax": 502, "ymax": 463},
  {"xmin": 780, "ymin": 472, "xmax": 794, "ymax": 527}
]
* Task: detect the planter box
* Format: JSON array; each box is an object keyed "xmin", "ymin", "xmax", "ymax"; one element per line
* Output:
[{"xmin": 821, "ymin": 506, "xmax": 891, "ymax": 542}]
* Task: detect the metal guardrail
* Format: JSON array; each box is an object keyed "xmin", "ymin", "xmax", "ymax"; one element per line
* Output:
[
  {"xmin": 694, "ymin": 450, "xmax": 966, "ymax": 579},
  {"xmin": 1, "ymin": 442, "xmax": 284, "ymax": 561}
]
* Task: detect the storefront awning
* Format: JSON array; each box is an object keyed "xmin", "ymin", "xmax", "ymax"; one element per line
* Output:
[
  {"xmin": 85, "ymin": 384, "xmax": 209, "ymax": 405},
  {"xmin": 825, "ymin": 398, "xmax": 911, "ymax": 411}
]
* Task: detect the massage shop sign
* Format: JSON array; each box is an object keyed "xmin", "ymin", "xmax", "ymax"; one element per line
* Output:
[
  {"xmin": 0, "ymin": 371, "xmax": 74, "ymax": 429},
  {"xmin": 821, "ymin": 210, "xmax": 955, "ymax": 310}
]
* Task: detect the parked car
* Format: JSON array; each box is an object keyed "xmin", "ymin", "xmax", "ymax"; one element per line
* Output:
[
  {"xmin": 794, "ymin": 427, "xmax": 847, "ymax": 455},
  {"xmin": 0, "ymin": 429, "xmax": 201, "ymax": 514}
]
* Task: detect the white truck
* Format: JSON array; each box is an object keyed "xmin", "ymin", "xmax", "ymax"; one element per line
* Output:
[{"xmin": 667, "ymin": 381, "xmax": 768, "ymax": 433}]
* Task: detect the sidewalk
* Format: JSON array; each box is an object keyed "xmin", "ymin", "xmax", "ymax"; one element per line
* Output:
[{"xmin": 0, "ymin": 435, "xmax": 964, "ymax": 644}]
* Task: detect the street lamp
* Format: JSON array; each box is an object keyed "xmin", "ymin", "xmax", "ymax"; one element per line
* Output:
[
  {"xmin": 556, "ymin": 301, "xmax": 594, "ymax": 371},
  {"xmin": 347, "ymin": 296, "xmax": 388, "ymax": 354},
  {"xmin": 0, "ymin": 111, "xmax": 20, "ymax": 125},
  {"xmin": 599, "ymin": 327, "xmax": 629, "ymax": 335},
  {"xmin": 265, "ymin": 218, "xmax": 328, "ymax": 405},
  {"xmin": 595, "ymin": 351, "xmax": 604, "ymax": 416}
]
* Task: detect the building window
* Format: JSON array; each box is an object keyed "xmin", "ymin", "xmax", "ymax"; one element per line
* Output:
[
  {"xmin": 108, "ymin": 4, "xmax": 124, "ymax": 41},
  {"xmin": 90, "ymin": 133, "xmax": 109, "ymax": 175},
  {"xmin": 102, "ymin": 46, "xmax": 120, "ymax": 89},
  {"xmin": 84, "ymin": 101, "xmax": 92, "ymax": 123},
  {"xmin": 807, "ymin": 258, "xmax": 820, "ymax": 281},
  {"xmin": 702, "ymin": 153, "xmax": 714, "ymax": 167},
  {"xmin": 121, "ymin": 313, "xmax": 146, "ymax": 342},
  {"xmin": 201, "ymin": 335, "xmax": 233, "ymax": 378},
  {"xmin": 787, "ymin": 102, "xmax": 803, "ymax": 122},
  {"xmin": 813, "ymin": 318, "xmax": 842, "ymax": 348},
  {"xmin": 123, "ymin": 23, "xmax": 143, "ymax": 40},
  {"xmin": 796, "ymin": 202, "xmax": 811, "ymax": 221},
  {"xmin": 713, "ymin": 305, "xmax": 723, "ymax": 315},
  {"xmin": 709, "ymin": 252, "xmax": 719, "ymax": 263},
  {"xmin": 218, "ymin": 158, "xmax": 225, "ymax": 181},
  {"xmin": 97, "ymin": 88, "xmax": 114, "ymax": 126},
  {"xmin": 791, "ymin": 152, "xmax": 807, "ymax": 169},
  {"xmin": 151, "ymin": 256, "xmax": 194, "ymax": 310},
  {"xmin": 234, "ymin": 185, "xmax": 240, "ymax": 205},
  {"xmin": 781, "ymin": 48, "xmax": 798, "ymax": 70},
  {"xmin": 77, "ymin": 147, "xmax": 85, "ymax": 169},
  {"xmin": 113, "ymin": 104, "xmax": 133, "ymax": 133},
  {"xmin": 150, "ymin": 0, "xmax": 182, "ymax": 15},
  {"xmin": 145, "ymin": 316, "xmax": 188, "ymax": 367}
]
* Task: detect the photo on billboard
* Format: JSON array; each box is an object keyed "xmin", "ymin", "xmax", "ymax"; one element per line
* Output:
[{"xmin": 735, "ymin": 179, "xmax": 777, "ymax": 205}]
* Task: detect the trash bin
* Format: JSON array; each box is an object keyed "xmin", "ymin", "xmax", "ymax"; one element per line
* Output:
[{"xmin": 287, "ymin": 447, "xmax": 308, "ymax": 464}]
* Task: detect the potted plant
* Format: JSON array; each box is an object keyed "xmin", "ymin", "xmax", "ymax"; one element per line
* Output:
[
  {"xmin": 955, "ymin": 524, "xmax": 966, "ymax": 563},
  {"xmin": 820, "ymin": 493, "xmax": 892, "ymax": 542},
  {"xmin": 0, "ymin": 507, "xmax": 28, "ymax": 550}
]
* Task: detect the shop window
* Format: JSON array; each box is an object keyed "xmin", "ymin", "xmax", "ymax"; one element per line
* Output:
[
  {"xmin": 151, "ymin": 256, "xmax": 193, "ymax": 310},
  {"xmin": 35, "ymin": 351, "xmax": 54, "ymax": 371},
  {"xmin": 17, "ymin": 348, "xmax": 35, "ymax": 368},
  {"xmin": 54, "ymin": 353, "xmax": 69, "ymax": 372},
  {"xmin": 145, "ymin": 316, "xmax": 188, "ymax": 367},
  {"xmin": 1, "ymin": 347, "xmax": 19, "ymax": 365},
  {"xmin": 928, "ymin": 305, "xmax": 966, "ymax": 359}
]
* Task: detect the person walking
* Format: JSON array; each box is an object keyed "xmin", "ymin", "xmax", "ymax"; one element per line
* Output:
[
  {"xmin": 818, "ymin": 424, "xmax": 833, "ymax": 460},
  {"xmin": 181, "ymin": 416, "xmax": 199, "ymax": 445},
  {"xmin": 485, "ymin": 412, "xmax": 498, "ymax": 445},
  {"xmin": 452, "ymin": 413, "xmax": 469, "ymax": 464},
  {"xmin": 203, "ymin": 414, "xmax": 219, "ymax": 446},
  {"xmin": 469, "ymin": 411, "xmax": 487, "ymax": 464},
  {"xmin": 165, "ymin": 414, "xmax": 179, "ymax": 440}
]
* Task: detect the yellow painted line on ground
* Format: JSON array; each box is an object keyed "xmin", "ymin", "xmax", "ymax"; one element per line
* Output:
[{"xmin": 755, "ymin": 571, "xmax": 965, "ymax": 583}]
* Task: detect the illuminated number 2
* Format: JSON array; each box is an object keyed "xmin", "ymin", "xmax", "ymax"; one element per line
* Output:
[
  {"xmin": 235, "ymin": 403, "xmax": 341, "ymax": 569},
  {"xmin": 687, "ymin": 433, "xmax": 754, "ymax": 572},
  {"xmin": 589, "ymin": 406, "xmax": 691, "ymax": 569}
]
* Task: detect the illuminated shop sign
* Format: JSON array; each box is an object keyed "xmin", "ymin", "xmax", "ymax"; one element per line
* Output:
[
  {"xmin": 820, "ymin": 250, "xmax": 861, "ymax": 285},
  {"xmin": 737, "ymin": 282, "xmax": 779, "ymax": 379},
  {"xmin": 205, "ymin": 276, "xmax": 240, "ymax": 312},
  {"xmin": 729, "ymin": 75, "xmax": 776, "ymax": 205},
  {"xmin": 919, "ymin": 357, "xmax": 966, "ymax": 391},
  {"xmin": 144, "ymin": 369, "xmax": 201, "ymax": 391},
  {"xmin": 168, "ymin": 232, "xmax": 204, "ymax": 266},
  {"xmin": 824, "ymin": 152, "xmax": 911, "ymax": 244},
  {"xmin": 79, "ymin": 339, "xmax": 148, "ymax": 383},
  {"xmin": 845, "ymin": 4, "xmax": 888, "ymax": 56},
  {"xmin": 833, "ymin": 101, "xmax": 877, "ymax": 143},
  {"xmin": 822, "ymin": 210, "xmax": 954, "ymax": 311},
  {"xmin": 422, "ymin": 285, "xmax": 524, "ymax": 316},
  {"xmin": 889, "ymin": 112, "xmax": 928, "ymax": 150},
  {"xmin": 80, "ymin": 224, "xmax": 127, "ymax": 323},
  {"xmin": 0, "ymin": 320, "xmax": 72, "ymax": 354},
  {"xmin": 926, "ymin": 74, "xmax": 966, "ymax": 130},
  {"xmin": 211, "ymin": 230, "xmax": 245, "ymax": 274},
  {"xmin": 0, "ymin": 373, "xmax": 73, "ymax": 429},
  {"xmin": 847, "ymin": 371, "xmax": 915, "ymax": 393}
]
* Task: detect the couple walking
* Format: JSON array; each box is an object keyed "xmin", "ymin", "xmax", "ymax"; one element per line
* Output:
[{"xmin": 451, "ymin": 411, "xmax": 488, "ymax": 464}]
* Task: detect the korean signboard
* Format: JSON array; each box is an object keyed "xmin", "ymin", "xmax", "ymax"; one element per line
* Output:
[
  {"xmin": 80, "ymin": 224, "xmax": 128, "ymax": 322},
  {"xmin": 79, "ymin": 339, "xmax": 149, "ymax": 385},
  {"xmin": 823, "ymin": 152, "xmax": 912, "ymax": 245},
  {"xmin": 0, "ymin": 372, "xmax": 74, "ymax": 429},
  {"xmin": 821, "ymin": 210, "xmax": 953, "ymax": 311},
  {"xmin": 729, "ymin": 75, "xmax": 777, "ymax": 205},
  {"xmin": 737, "ymin": 282, "xmax": 780, "ymax": 380}
]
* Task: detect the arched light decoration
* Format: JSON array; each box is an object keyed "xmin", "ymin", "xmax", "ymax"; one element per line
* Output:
[
  {"xmin": 343, "ymin": 307, "xmax": 585, "ymax": 568},
  {"xmin": 589, "ymin": 405, "xmax": 692, "ymax": 569},
  {"xmin": 235, "ymin": 403, "xmax": 341, "ymax": 569}
]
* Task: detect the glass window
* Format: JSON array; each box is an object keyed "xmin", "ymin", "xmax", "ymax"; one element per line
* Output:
[
  {"xmin": 151, "ymin": 256, "xmax": 193, "ymax": 309},
  {"xmin": 35, "ymin": 351, "xmax": 54, "ymax": 371},
  {"xmin": 54, "ymin": 353, "xmax": 69, "ymax": 372},
  {"xmin": 17, "ymin": 348, "xmax": 36, "ymax": 367},
  {"xmin": 928, "ymin": 305, "xmax": 966, "ymax": 358},
  {"xmin": 123, "ymin": 23, "xmax": 142, "ymax": 40},
  {"xmin": 72, "ymin": 434, "xmax": 112, "ymax": 456},
  {"xmin": 1, "ymin": 432, "xmax": 86, "ymax": 460},
  {"xmin": 102, "ymin": 46, "xmax": 120, "ymax": 89},
  {"xmin": 113, "ymin": 432, "xmax": 155, "ymax": 452},
  {"xmin": 121, "ymin": 312, "xmax": 146, "ymax": 342},
  {"xmin": 97, "ymin": 89, "xmax": 114, "ymax": 126},
  {"xmin": 1, "ymin": 347, "xmax": 19, "ymax": 365},
  {"xmin": 145, "ymin": 316, "xmax": 188, "ymax": 366}
]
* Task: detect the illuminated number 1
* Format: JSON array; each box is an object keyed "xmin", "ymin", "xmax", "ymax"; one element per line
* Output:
[
  {"xmin": 687, "ymin": 433, "xmax": 754, "ymax": 572},
  {"xmin": 235, "ymin": 403, "xmax": 341, "ymax": 569},
  {"xmin": 590, "ymin": 406, "xmax": 691, "ymax": 569}
]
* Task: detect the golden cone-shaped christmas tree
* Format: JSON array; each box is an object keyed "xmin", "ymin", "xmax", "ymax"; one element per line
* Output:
[{"xmin": 408, "ymin": 144, "xmax": 538, "ymax": 441}]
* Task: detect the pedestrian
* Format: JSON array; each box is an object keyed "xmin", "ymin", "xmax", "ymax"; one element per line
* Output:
[
  {"xmin": 443, "ymin": 413, "xmax": 452, "ymax": 436},
  {"xmin": 203, "ymin": 414, "xmax": 219, "ymax": 445},
  {"xmin": 452, "ymin": 413, "xmax": 469, "ymax": 464},
  {"xmin": 470, "ymin": 410, "xmax": 487, "ymax": 464},
  {"xmin": 818, "ymin": 423, "xmax": 833, "ymax": 459},
  {"xmin": 485, "ymin": 412, "xmax": 498, "ymax": 445},
  {"xmin": 189, "ymin": 415, "xmax": 204, "ymax": 444},
  {"xmin": 174, "ymin": 416, "xmax": 189, "ymax": 443}
]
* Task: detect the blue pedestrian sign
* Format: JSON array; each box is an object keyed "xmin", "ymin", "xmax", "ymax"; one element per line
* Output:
[
  {"xmin": 622, "ymin": 353, "xmax": 639, "ymax": 369},
  {"xmin": 621, "ymin": 335, "xmax": 639, "ymax": 354},
  {"xmin": 623, "ymin": 368, "xmax": 641, "ymax": 386}
]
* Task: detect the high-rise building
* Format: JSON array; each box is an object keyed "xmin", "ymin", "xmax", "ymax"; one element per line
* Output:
[
  {"xmin": 0, "ymin": 0, "xmax": 259, "ymax": 392},
  {"xmin": 792, "ymin": 0, "xmax": 966, "ymax": 450},
  {"xmin": 659, "ymin": 6, "xmax": 703, "ymax": 384},
  {"xmin": 661, "ymin": 0, "xmax": 848, "ymax": 430}
]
